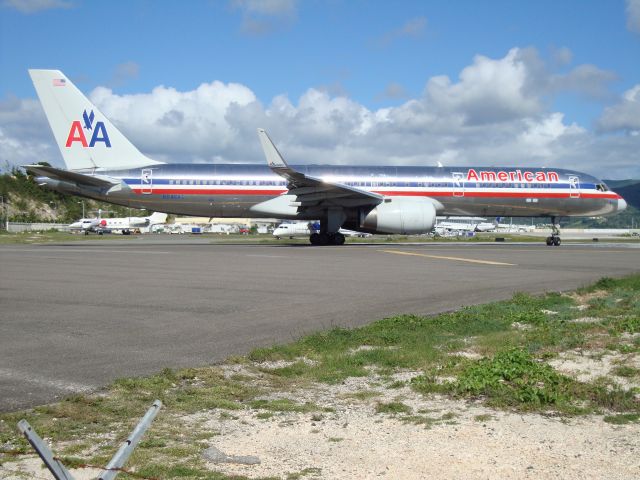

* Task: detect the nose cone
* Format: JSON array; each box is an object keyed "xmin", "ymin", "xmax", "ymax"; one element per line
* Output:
[{"xmin": 618, "ymin": 197, "xmax": 627, "ymax": 212}]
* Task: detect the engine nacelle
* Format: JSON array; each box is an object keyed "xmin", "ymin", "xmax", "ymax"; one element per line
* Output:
[{"xmin": 360, "ymin": 197, "xmax": 437, "ymax": 234}]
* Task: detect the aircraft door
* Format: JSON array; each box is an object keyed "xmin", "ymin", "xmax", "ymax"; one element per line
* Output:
[
  {"xmin": 141, "ymin": 168, "xmax": 153, "ymax": 194},
  {"xmin": 452, "ymin": 172, "xmax": 465, "ymax": 197},
  {"xmin": 569, "ymin": 175, "xmax": 580, "ymax": 199}
]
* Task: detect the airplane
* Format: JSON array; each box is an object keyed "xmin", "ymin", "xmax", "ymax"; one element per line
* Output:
[
  {"xmin": 69, "ymin": 212, "xmax": 167, "ymax": 235},
  {"xmin": 434, "ymin": 216, "xmax": 497, "ymax": 235},
  {"xmin": 273, "ymin": 222, "xmax": 371, "ymax": 239},
  {"xmin": 25, "ymin": 69, "xmax": 627, "ymax": 247},
  {"xmin": 273, "ymin": 222, "xmax": 318, "ymax": 239}
]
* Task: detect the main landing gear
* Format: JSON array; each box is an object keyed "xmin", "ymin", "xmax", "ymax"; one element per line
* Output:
[
  {"xmin": 545, "ymin": 217, "xmax": 561, "ymax": 246},
  {"xmin": 309, "ymin": 232, "xmax": 345, "ymax": 246},
  {"xmin": 309, "ymin": 210, "xmax": 347, "ymax": 245}
]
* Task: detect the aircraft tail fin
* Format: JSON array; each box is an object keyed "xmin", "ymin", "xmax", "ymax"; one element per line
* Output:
[
  {"xmin": 29, "ymin": 69, "xmax": 163, "ymax": 171},
  {"xmin": 148, "ymin": 212, "xmax": 168, "ymax": 223}
]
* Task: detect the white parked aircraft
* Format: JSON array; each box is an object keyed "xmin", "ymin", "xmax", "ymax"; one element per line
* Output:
[
  {"xmin": 69, "ymin": 212, "xmax": 167, "ymax": 235},
  {"xmin": 273, "ymin": 222, "xmax": 318, "ymax": 239},
  {"xmin": 434, "ymin": 217, "xmax": 497, "ymax": 235},
  {"xmin": 273, "ymin": 222, "xmax": 371, "ymax": 239}
]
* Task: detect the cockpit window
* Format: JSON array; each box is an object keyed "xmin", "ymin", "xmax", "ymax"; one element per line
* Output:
[{"xmin": 596, "ymin": 183, "xmax": 610, "ymax": 192}]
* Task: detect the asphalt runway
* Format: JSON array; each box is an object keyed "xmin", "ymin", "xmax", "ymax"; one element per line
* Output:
[{"xmin": 1, "ymin": 237, "xmax": 639, "ymax": 411}]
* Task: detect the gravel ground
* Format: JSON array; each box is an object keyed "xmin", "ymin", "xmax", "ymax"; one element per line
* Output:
[
  {"xmin": 3, "ymin": 372, "xmax": 639, "ymax": 480},
  {"xmin": 190, "ymin": 366, "xmax": 640, "ymax": 480}
]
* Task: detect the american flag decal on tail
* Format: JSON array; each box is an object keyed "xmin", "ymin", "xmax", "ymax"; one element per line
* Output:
[{"xmin": 52, "ymin": 78, "xmax": 66, "ymax": 86}]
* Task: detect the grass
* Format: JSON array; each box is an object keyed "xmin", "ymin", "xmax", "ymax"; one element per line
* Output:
[
  {"xmin": 248, "ymin": 399, "xmax": 329, "ymax": 414},
  {"xmin": 1, "ymin": 274, "xmax": 639, "ymax": 477},
  {"xmin": 613, "ymin": 365, "xmax": 640, "ymax": 378},
  {"xmin": 603, "ymin": 413, "xmax": 640, "ymax": 425},
  {"xmin": 375, "ymin": 401, "xmax": 412, "ymax": 415},
  {"xmin": 0, "ymin": 230, "xmax": 132, "ymax": 244},
  {"xmin": 3, "ymin": 229, "xmax": 638, "ymax": 246},
  {"xmin": 473, "ymin": 414, "xmax": 493, "ymax": 422}
]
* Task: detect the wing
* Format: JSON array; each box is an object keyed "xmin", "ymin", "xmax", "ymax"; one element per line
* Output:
[
  {"xmin": 24, "ymin": 165, "xmax": 119, "ymax": 189},
  {"xmin": 257, "ymin": 129, "xmax": 383, "ymax": 211}
]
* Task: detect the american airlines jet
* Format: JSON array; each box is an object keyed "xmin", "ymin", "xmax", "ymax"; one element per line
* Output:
[{"xmin": 26, "ymin": 70, "xmax": 627, "ymax": 246}]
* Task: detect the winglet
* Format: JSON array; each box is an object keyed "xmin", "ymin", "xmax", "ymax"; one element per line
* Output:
[{"xmin": 257, "ymin": 128, "xmax": 288, "ymax": 169}]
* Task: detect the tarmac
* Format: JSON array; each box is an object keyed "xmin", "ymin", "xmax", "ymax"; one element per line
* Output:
[{"xmin": 1, "ymin": 236, "xmax": 639, "ymax": 411}]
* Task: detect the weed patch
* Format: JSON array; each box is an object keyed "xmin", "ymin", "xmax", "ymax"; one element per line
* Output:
[
  {"xmin": 414, "ymin": 348, "xmax": 579, "ymax": 411},
  {"xmin": 375, "ymin": 401, "xmax": 412, "ymax": 415},
  {"xmin": 249, "ymin": 399, "xmax": 327, "ymax": 413},
  {"xmin": 603, "ymin": 413, "xmax": 640, "ymax": 425}
]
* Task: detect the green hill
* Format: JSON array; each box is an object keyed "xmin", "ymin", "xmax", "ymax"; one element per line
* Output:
[
  {"xmin": 604, "ymin": 179, "xmax": 640, "ymax": 190},
  {"xmin": 0, "ymin": 168, "xmax": 148, "ymax": 223},
  {"xmin": 613, "ymin": 182, "xmax": 640, "ymax": 210},
  {"xmin": 566, "ymin": 179, "xmax": 639, "ymax": 229}
]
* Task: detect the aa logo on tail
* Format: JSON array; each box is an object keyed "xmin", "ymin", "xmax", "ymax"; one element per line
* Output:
[{"xmin": 65, "ymin": 110, "xmax": 111, "ymax": 148}]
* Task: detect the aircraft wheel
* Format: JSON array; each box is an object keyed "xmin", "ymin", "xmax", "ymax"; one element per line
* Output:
[
  {"xmin": 310, "ymin": 233, "xmax": 320, "ymax": 245},
  {"xmin": 317, "ymin": 233, "xmax": 330, "ymax": 245},
  {"xmin": 333, "ymin": 233, "xmax": 345, "ymax": 245},
  {"xmin": 546, "ymin": 236, "xmax": 553, "ymax": 246},
  {"xmin": 553, "ymin": 237, "xmax": 561, "ymax": 246}
]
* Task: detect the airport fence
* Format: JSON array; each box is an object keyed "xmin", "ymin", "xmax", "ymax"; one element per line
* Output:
[{"xmin": 7, "ymin": 222, "xmax": 70, "ymax": 233}]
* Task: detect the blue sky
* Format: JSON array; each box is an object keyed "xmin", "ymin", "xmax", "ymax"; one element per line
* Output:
[{"xmin": 1, "ymin": 0, "xmax": 639, "ymax": 178}]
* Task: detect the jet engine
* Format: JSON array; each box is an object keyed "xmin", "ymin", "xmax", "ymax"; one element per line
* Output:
[{"xmin": 359, "ymin": 197, "xmax": 437, "ymax": 234}]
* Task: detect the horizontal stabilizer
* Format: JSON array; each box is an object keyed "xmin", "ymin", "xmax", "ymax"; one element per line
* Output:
[{"xmin": 24, "ymin": 164, "xmax": 119, "ymax": 188}]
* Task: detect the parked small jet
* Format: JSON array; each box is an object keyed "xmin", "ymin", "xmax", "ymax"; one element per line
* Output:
[
  {"xmin": 273, "ymin": 222, "xmax": 370, "ymax": 239},
  {"xmin": 26, "ymin": 69, "xmax": 627, "ymax": 246},
  {"xmin": 435, "ymin": 217, "xmax": 497, "ymax": 235},
  {"xmin": 69, "ymin": 212, "xmax": 167, "ymax": 235},
  {"xmin": 273, "ymin": 222, "xmax": 318, "ymax": 239}
]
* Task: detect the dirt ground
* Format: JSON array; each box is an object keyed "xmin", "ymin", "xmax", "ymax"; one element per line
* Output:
[
  {"xmin": 188, "ymin": 367, "xmax": 640, "ymax": 480},
  {"xmin": 3, "ymin": 343, "xmax": 639, "ymax": 480}
]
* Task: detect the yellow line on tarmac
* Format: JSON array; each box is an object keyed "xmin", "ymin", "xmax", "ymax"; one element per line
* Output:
[{"xmin": 379, "ymin": 249, "xmax": 516, "ymax": 266}]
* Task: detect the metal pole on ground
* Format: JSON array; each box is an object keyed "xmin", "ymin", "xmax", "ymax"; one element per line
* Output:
[
  {"xmin": 98, "ymin": 400, "xmax": 163, "ymax": 480},
  {"xmin": 18, "ymin": 400, "xmax": 162, "ymax": 480},
  {"xmin": 17, "ymin": 420, "xmax": 75, "ymax": 480}
]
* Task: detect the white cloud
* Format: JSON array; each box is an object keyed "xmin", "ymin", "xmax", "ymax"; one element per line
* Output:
[
  {"xmin": 597, "ymin": 85, "xmax": 640, "ymax": 134},
  {"xmin": 2, "ymin": 49, "xmax": 638, "ymax": 179},
  {"xmin": 550, "ymin": 46, "xmax": 573, "ymax": 66},
  {"xmin": 89, "ymin": 80, "xmax": 258, "ymax": 160},
  {"xmin": 231, "ymin": 0, "xmax": 296, "ymax": 35},
  {"xmin": 550, "ymin": 64, "xmax": 617, "ymax": 100},
  {"xmin": 423, "ymin": 48, "xmax": 541, "ymax": 125},
  {"xmin": 231, "ymin": 0, "xmax": 295, "ymax": 16},
  {"xmin": 109, "ymin": 61, "xmax": 140, "ymax": 88},
  {"xmin": 399, "ymin": 17, "xmax": 427, "ymax": 37},
  {"xmin": 517, "ymin": 113, "xmax": 585, "ymax": 159},
  {"xmin": 626, "ymin": 0, "xmax": 640, "ymax": 33},
  {"xmin": 0, "ymin": 96, "xmax": 58, "ymax": 166},
  {"xmin": 377, "ymin": 17, "xmax": 427, "ymax": 47},
  {"xmin": 2, "ymin": 0, "xmax": 72, "ymax": 14},
  {"xmin": 376, "ymin": 82, "xmax": 409, "ymax": 100}
]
